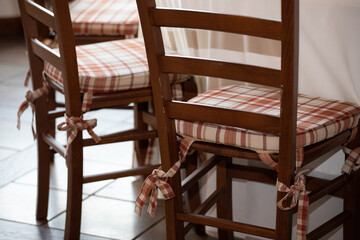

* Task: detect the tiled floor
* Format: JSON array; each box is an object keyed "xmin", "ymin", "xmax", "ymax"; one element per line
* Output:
[{"xmin": 0, "ymin": 36, "xmax": 217, "ymax": 240}]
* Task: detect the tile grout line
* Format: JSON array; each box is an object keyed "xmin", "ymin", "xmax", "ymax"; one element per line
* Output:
[{"xmin": 132, "ymin": 216, "xmax": 166, "ymax": 240}]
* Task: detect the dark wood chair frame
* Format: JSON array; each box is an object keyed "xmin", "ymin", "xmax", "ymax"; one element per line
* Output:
[
  {"xmin": 136, "ymin": 0, "xmax": 360, "ymax": 239},
  {"xmin": 17, "ymin": 0, "xmax": 199, "ymax": 240}
]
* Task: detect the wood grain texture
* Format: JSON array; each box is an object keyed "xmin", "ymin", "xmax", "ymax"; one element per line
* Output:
[
  {"xmin": 160, "ymin": 55, "xmax": 281, "ymax": 88},
  {"xmin": 152, "ymin": 8, "xmax": 282, "ymax": 40}
]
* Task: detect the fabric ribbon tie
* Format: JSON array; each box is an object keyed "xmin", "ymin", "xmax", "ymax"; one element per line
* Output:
[
  {"xmin": 134, "ymin": 167, "xmax": 175, "ymax": 217},
  {"xmin": 135, "ymin": 138, "xmax": 195, "ymax": 217},
  {"xmin": 342, "ymin": 146, "xmax": 360, "ymax": 174},
  {"xmin": 277, "ymin": 168, "xmax": 311, "ymax": 240},
  {"xmin": 17, "ymin": 85, "xmax": 49, "ymax": 139},
  {"xmin": 57, "ymin": 114, "xmax": 100, "ymax": 156}
]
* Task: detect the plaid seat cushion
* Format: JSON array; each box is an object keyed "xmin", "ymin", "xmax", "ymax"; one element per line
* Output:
[
  {"xmin": 43, "ymin": 39, "xmax": 189, "ymax": 94},
  {"xmin": 176, "ymin": 85, "xmax": 360, "ymax": 153},
  {"xmin": 69, "ymin": 0, "xmax": 139, "ymax": 36}
]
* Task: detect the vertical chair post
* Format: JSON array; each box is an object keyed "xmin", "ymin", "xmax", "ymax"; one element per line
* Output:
[
  {"xmin": 136, "ymin": 0, "xmax": 186, "ymax": 238},
  {"xmin": 64, "ymin": 134, "xmax": 84, "ymax": 240},
  {"xmin": 184, "ymin": 151, "xmax": 206, "ymax": 235},
  {"xmin": 134, "ymin": 102, "xmax": 149, "ymax": 166},
  {"xmin": 276, "ymin": 0, "xmax": 299, "ymax": 239},
  {"xmin": 17, "ymin": 0, "xmax": 52, "ymax": 221},
  {"xmin": 344, "ymin": 120, "xmax": 360, "ymax": 240},
  {"xmin": 217, "ymin": 156, "xmax": 234, "ymax": 240}
]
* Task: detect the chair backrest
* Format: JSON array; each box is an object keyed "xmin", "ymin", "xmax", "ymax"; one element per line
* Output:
[
  {"xmin": 136, "ymin": 0, "xmax": 299, "ymax": 185},
  {"xmin": 18, "ymin": 0, "xmax": 82, "ymax": 116}
]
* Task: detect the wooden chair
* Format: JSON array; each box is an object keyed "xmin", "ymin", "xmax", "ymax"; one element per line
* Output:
[
  {"xmin": 135, "ymin": 0, "xmax": 360, "ymax": 239},
  {"xmin": 16, "ymin": 0, "xmax": 198, "ymax": 240}
]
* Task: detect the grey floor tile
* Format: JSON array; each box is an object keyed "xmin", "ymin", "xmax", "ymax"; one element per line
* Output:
[
  {"xmin": 86, "ymin": 108, "xmax": 134, "ymax": 124},
  {"xmin": 15, "ymin": 156, "xmax": 120, "ymax": 195},
  {"xmin": 0, "ymin": 85, "xmax": 29, "ymax": 108},
  {"xmin": 0, "ymin": 183, "xmax": 68, "ymax": 225},
  {"xmin": 83, "ymin": 141, "xmax": 134, "ymax": 166},
  {"xmin": 0, "ymin": 63, "xmax": 28, "ymax": 83},
  {"xmin": 0, "ymin": 219, "xmax": 111, "ymax": 240},
  {"xmin": 95, "ymin": 176, "xmax": 143, "ymax": 202},
  {"xmin": 1, "ymin": 68, "xmax": 29, "ymax": 87},
  {"xmin": 0, "ymin": 147, "xmax": 17, "ymax": 161},
  {"xmin": 0, "ymin": 145, "xmax": 36, "ymax": 188},
  {"xmin": 0, "ymin": 105, "xmax": 32, "ymax": 123},
  {"xmin": 47, "ymin": 196, "xmax": 165, "ymax": 240},
  {"xmin": 135, "ymin": 219, "xmax": 220, "ymax": 240},
  {"xmin": 0, "ymin": 118, "xmax": 35, "ymax": 150}
]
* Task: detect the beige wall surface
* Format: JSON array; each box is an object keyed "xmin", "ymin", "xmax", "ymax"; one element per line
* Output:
[{"xmin": 0, "ymin": 0, "xmax": 20, "ymax": 18}]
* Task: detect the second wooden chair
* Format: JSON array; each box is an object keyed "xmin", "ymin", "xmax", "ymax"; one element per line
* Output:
[{"xmin": 136, "ymin": 0, "xmax": 360, "ymax": 239}]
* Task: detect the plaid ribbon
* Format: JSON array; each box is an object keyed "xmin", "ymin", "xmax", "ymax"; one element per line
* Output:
[
  {"xmin": 277, "ymin": 168, "xmax": 312, "ymax": 240},
  {"xmin": 17, "ymin": 84, "xmax": 49, "ymax": 139},
  {"xmin": 259, "ymin": 149, "xmax": 309, "ymax": 240},
  {"xmin": 135, "ymin": 137, "xmax": 195, "ymax": 217},
  {"xmin": 82, "ymin": 91, "xmax": 93, "ymax": 112},
  {"xmin": 342, "ymin": 146, "xmax": 360, "ymax": 174},
  {"xmin": 57, "ymin": 114, "xmax": 101, "ymax": 156}
]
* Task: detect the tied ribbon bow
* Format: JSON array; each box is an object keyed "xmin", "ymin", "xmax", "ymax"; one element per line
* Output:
[
  {"xmin": 277, "ymin": 168, "xmax": 311, "ymax": 240},
  {"xmin": 135, "ymin": 138, "xmax": 195, "ymax": 217},
  {"xmin": 57, "ymin": 114, "xmax": 101, "ymax": 156},
  {"xmin": 17, "ymin": 85, "xmax": 49, "ymax": 139}
]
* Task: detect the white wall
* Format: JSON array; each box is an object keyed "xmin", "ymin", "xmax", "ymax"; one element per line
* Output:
[{"xmin": 0, "ymin": 0, "xmax": 20, "ymax": 18}]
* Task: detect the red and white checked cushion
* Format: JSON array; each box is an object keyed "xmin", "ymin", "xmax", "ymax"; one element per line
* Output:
[
  {"xmin": 43, "ymin": 39, "xmax": 189, "ymax": 94},
  {"xmin": 69, "ymin": 0, "xmax": 139, "ymax": 36},
  {"xmin": 176, "ymin": 85, "xmax": 360, "ymax": 153}
]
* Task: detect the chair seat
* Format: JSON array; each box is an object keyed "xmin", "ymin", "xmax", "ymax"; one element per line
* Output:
[
  {"xmin": 69, "ymin": 0, "xmax": 139, "ymax": 36},
  {"xmin": 44, "ymin": 39, "xmax": 189, "ymax": 94},
  {"xmin": 176, "ymin": 85, "xmax": 360, "ymax": 153}
]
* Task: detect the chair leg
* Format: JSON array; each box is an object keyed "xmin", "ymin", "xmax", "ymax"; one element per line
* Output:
[
  {"xmin": 275, "ymin": 184, "xmax": 293, "ymax": 239},
  {"xmin": 344, "ymin": 121, "xmax": 360, "ymax": 240},
  {"xmin": 184, "ymin": 151, "xmax": 206, "ymax": 235},
  {"xmin": 217, "ymin": 156, "xmax": 234, "ymax": 240},
  {"xmin": 134, "ymin": 102, "xmax": 149, "ymax": 167},
  {"xmin": 35, "ymin": 98, "xmax": 52, "ymax": 221},
  {"xmin": 36, "ymin": 135, "xmax": 51, "ymax": 221},
  {"xmin": 344, "ymin": 170, "xmax": 360, "ymax": 240},
  {"xmin": 64, "ymin": 136, "xmax": 84, "ymax": 240},
  {"xmin": 165, "ymin": 172, "xmax": 186, "ymax": 240}
]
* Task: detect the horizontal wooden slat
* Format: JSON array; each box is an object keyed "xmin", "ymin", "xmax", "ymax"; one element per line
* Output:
[
  {"xmin": 184, "ymin": 187, "xmax": 225, "ymax": 234},
  {"xmin": 24, "ymin": 0, "xmax": 55, "ymax": 29},
  {"xmin": 181, "ymin": 155, "xmax": 220, "ymax": 193},
  {"xmin": 160, "ymin": 55, "xmax": 281, "ymax": 88},
  {"xmin": 307, "ymin": 211, "xmax": 351, "ymax": 240},
  {"xmin": 166, "ymin": 101, "xmax": 280, "ymax": 134},
  {"xmin": 152, "ymin": 8, "xmax": 282, "ymax": 40},
  {"xmin": 42, "ymin": 133, "xmax": 65, "ymax": 158},
  {"xmin": 82, "ymin": 129, "xmax": 158, "ymax": 147},
  {"xmin": 83, "ymin": 164, "xmax": 160, "ymax": 183},
  {"xmin": 31, "ymin": 39, "xmax": 61, "ymax": 69},
  {"xmin": 48, "ymin": 109, "xmax": 66, "ymax": 119},
  {"xmin": 308, "ymin": 174, "xmax": 349, "ymax": 205},
  {"xmin": 177, "ymin": 213, "xmax": 276, "ymax": 239}
]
